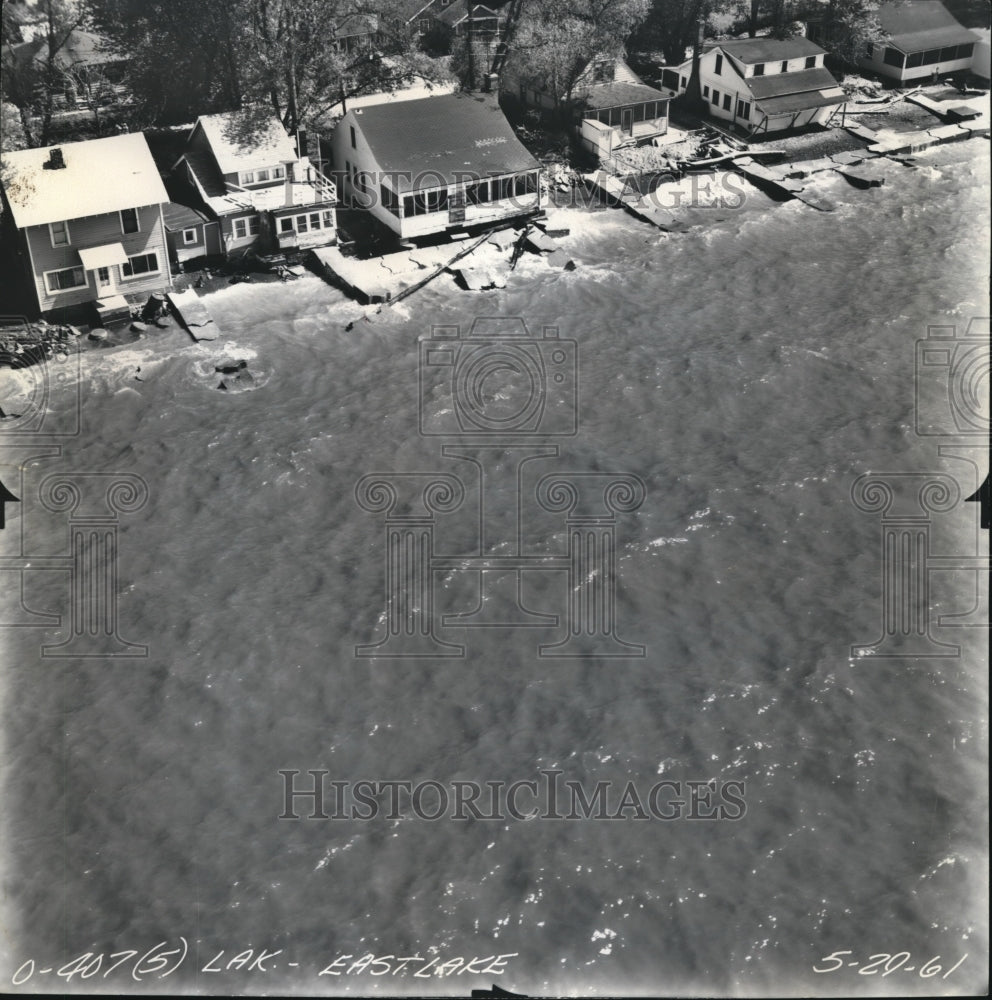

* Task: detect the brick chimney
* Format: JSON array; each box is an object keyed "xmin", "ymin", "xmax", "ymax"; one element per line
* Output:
[{"xmin": 45, "ymin": 148, "xmax": 66, "ymax": 170}]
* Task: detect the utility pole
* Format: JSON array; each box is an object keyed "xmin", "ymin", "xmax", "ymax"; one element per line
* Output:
[{"xmin": 466, "ymin": 0, "xmax": 476, "ymax": 90}]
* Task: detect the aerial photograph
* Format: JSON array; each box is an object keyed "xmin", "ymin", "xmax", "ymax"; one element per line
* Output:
[{"xmin": 0, "ymin": 0, "xmax": 989, "ymax": 995}]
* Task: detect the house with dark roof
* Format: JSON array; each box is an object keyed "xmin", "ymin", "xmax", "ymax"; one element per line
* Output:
[
  {"xmin": 330, "ymin": 93, "xmax": 542, "ymax": 240},
  {"xmin": 857, "ymin": 1, "xmax": 980, "ymax": 82},
  {"xmin": 171, "ymin": 111, "xmax": 337, "ymax": 258},
  {"xmin": 668, "ymin": 36, "xmax": 846, "ymax": 136},
  {"xmin": 0, "ymin": 133, "xmax": 170, "ymax": 318},
  {"xmin": 401, "ymin": 0, "xmax": 505, "ymax": 40},
  {"xmin": 503, "ymin": 55, "xmax": 670, "ymax": 159}
]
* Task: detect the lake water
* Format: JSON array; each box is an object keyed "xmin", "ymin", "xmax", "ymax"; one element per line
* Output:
[{"xmin": 1, "ymin": 140, "xmax": 988, "ymax": 996}]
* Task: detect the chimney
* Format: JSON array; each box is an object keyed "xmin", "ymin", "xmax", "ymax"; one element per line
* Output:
[{"xmin": 45, "ymin": 148, "xmax": 66, "ymax": 170}]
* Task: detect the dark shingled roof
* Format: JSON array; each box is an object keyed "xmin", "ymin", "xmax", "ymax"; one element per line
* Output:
[
  {"xmin": 719, "ymin": 36, "xmax": 824, "ymax": 63},
  {"xmin": 575, "ymin": 81, "xmax": 671, "ymax": 111},
  {"xmin": 876, "ymin": 1, "xmax": 979, "ymax": 52},
  {"xmin": 350, "ymin": 93, "xmax": 539, "ymax": 193},
  {"xmin": 757, "ymin": 90, "xmax": 846, "ymax": 115},
  {"xmin": 748, "ymin": 67, "xmax": 841, "ymax": 99},
  {"xmin": 181, "ymin": 147, "xmax": 227, "ymax": 198},
  {"xmin": 163, "ymin": 201, "xmax": 211, "ymax": 231}
]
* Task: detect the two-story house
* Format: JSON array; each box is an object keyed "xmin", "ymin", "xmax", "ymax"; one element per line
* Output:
[
  {"xmin": 331, "ymin": 93, "xmax": 541, "ymax": 242},
  {"xmin": 667, "ymin": 37, "xmax": 847, "ymax": 136},
  {"xmin": 0, "ymin": 133, "xmax": 170, "ymax": 320},
  {"xmin": 171, "ymin": 111, "xmax": 337, "ymax": 258}
]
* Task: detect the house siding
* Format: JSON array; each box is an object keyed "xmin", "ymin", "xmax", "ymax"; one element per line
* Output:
[{"xmin": 24, "ymin": 202, "xmax": 169, "ymax": 313}]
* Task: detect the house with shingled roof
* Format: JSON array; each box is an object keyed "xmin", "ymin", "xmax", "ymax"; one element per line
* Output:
[
  {"xmin": 668, "ymin": 36, "xmax": 846, "ymax": 136},
  {"xmin": 0, "ymin": 133, "xmax": 170, "ymax": 319},
  {"xmin": 857, "ymin": 1, "xmax": 980, "ymax": 83},
  {"xmin": 330, "ymin": 92, "xmax": 542, "ymax": 241},
  {"xmin": 503, "ymin": 55, "xmax": 670, "ymax": 160},
  {"xmin": 171, "ymin": 111, "xmax": 337, "ymax": 258}
]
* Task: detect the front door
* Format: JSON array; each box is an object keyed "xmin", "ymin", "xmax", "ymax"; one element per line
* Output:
[
  {"xmin": 94, "ymin": 266, "xmax": 115, "ymax": 297},
  {"xmin": 622, "ymin": 108, "xmax": 634, "ymax": 135}
]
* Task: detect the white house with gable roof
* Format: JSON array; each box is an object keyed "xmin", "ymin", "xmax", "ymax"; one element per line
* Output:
[{"xmin": 667, "ymin": 36, "xmax": 847, "ymax": 135}]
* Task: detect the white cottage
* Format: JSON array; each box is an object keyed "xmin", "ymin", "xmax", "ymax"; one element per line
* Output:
[
  {"xmin": 669, "ymin": 37, "xmax": 847, "ymax": 136},
  {"xmin": 858, "ymin": 2, "xmax": 980, "ymax": 83},
  {"xmin": 331, "ymin": 93, "xmax": 542, "ymax": 241},
  {"xmin": 172, "ymin": 111, "xmax": 337, "ymax": 258}
]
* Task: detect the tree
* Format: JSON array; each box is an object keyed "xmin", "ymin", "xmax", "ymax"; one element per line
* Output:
[
  {"xmin": 85, "ymin": 0, "xmax": 450, "ymax": 130},
  {"xmin": 1, "ymin": 0, "xmax": 86, "ymax": 146},
  {"xmin": 505, "ymin": 0, "xmax": 651, "ymax": 112},
  {"xmin": 796, "ymin": 0, "xmax": 885, "ymax": 67}
]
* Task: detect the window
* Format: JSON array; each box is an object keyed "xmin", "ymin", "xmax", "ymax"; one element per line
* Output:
[
  {"xmin": 121, "ymin": 252, "xmax": 159, "ymax": 278},
  {"xmin": 723, "ymin": 93, "xmax": 731, "ymax": 111},
  {"xmin": 280, "ymin": 217, "xmax": 294, "ymax": 233},
  {"xmin": 233, "ymin": 216, "xmax": 259, "ymax": 239},
  {"xmin": 182, "ymin": 228, "xmax": 198, "ymax": 245},
  {"xmin": 97, "ymin": 266, "xmax": 110, "ymax": 283},
  {"xmin": 736, "ymin": 99, "xmax": 751, "ymax": 120},
  {"xmin": 49, "ymin": 220, "xmax": 70, "ymax": 247},
  {"xmin": 805, "ymin": 56, "xmax": 816, "ymax": 69},
  {"xmin": 120, "ymin": 208, "xmax": 139, "ymax": 234},
  {"xmin": 883, "ymin": 47, "xmax": 905, "ymax": 68},
  {"xmin": 920, "ymin": 49, "xmax": 941, "ymax": 65},
  {"xmin": 350, "ymin": 125, "xmax": 356, "ymax": 148},
  {"xmin": 714, "ymin": 53, "xmax": 723, "ymax": 75},
  {"xmin": 273, "ymin": 165, "xmax": 285, "ymax": 180},
  {"xmin": 44, "ymin": 265, "xmax": 85, "ymax": 293},
  {"xmin": 703, "ymin": 85, "xmax": 710, "ymax": 98},
  {"xmin": 680, "ymin": 76, "xmax": 687, "ymax": 89},
  {"xmin": 255, "ymin": 168, "xmax": 271, "ymax": 183},
  {"xmin": 711, "ymin": 89, "xmax": 720, "ymax": 106},
  {"xmin": 753, "ymin": 63, "xmax": 764, "ymax": 76}
]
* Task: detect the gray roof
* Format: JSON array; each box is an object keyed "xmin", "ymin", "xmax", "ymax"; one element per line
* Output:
[
  {"xmin": 876, "ymin": 1, "xmax": 980, "ymax": 52},
  {"xmin": 181, "ymin": 147, "xmax": 227, "ymax": 198},
  {"xmin": 163, "ymin": 201, "xmax": 210, "ymax": 230},
  {"xmin": 719, "ymin": 36, "xmax": 824, "ymax": 64},
  {"xmin": 575, "ymin": 81, "xmax": 671, "ymax": 111},
  {"xmin": 350, "ymin": 93, "xmax": 539, "ymax": 193},
  {"xmin": 748, "ymin": 67, "xmax": 841, "ymax": 99}
]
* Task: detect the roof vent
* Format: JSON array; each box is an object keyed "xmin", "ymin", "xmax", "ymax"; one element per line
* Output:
[{"xmin": 45, "ymin": 148, "xmax": 66, "ymax": 170}]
